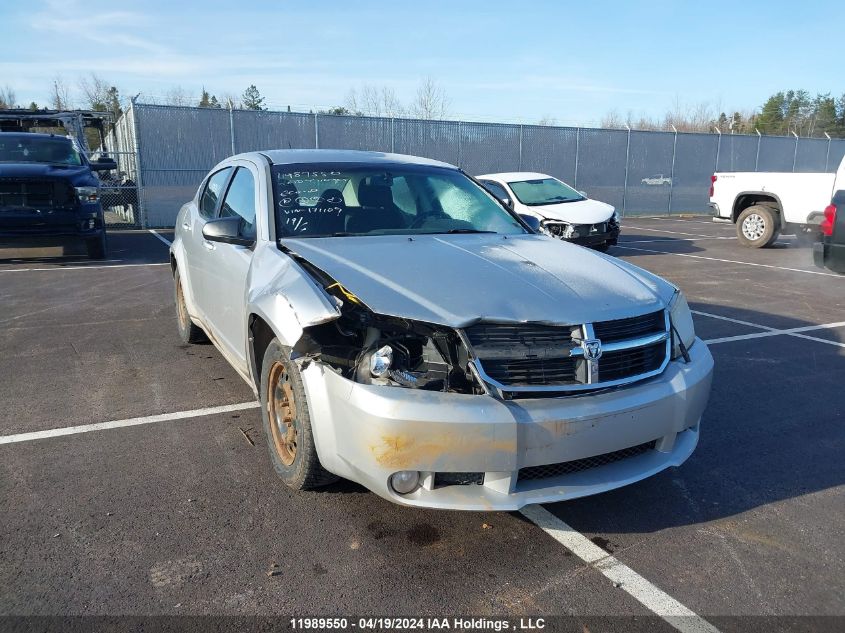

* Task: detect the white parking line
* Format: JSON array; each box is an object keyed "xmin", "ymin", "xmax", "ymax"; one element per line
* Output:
[
  {"xmin": 149, "ymin": 229, "xmax": 172, "ymax": 247},
  {"xmin": 695, "ymin": 310, "xmax": 845, "ymax": 348},
  {"xmin": 0, "ymin": 401, "xmax": 260, "ymax": 446},
  {"xmin": 614, "ymin": 244, "xmax": 843, "ymax": 278},
  {"xmin": 621, "ymin": 226, "xmax": 725, "ymax": 238},
  {"xmin": 0, "ymin": 262, "xmax": 170, "ymax": 273},
  {"xmin": 619, "ymin": 237, "xmax": 735, "ymax": 244},
  {"xmin": 521, "ymin": 505, "xmax": 721, "ymax": 633}
]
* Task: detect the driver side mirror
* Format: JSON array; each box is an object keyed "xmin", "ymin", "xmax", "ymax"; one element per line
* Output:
[
  {"xmin": 202, "ymin": 217, "xmax": 255, "ymax": 247},
  {"xmin": 519, "ymin": 214, "xmax": 541, "ymax": 233}
]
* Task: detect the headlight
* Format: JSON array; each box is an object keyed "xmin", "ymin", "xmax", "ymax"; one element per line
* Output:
[
  {"xmin": 75, "ymin": 186, "xmax": 99, "ymax": 204},
  {"xmin": 669, "ymin": 291, "xmax": 695, "ymax": 360},
  {"xmin": 369, "ymin": 345, "xmax": 393, "ymax": 377},
  {"xmin": 611, "ymin": 210, "xmax": 620, "ymax": 224}
]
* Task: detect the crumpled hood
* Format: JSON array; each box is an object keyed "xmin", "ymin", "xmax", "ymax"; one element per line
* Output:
[
  {"xmin": 282, "ymin": 234, "xmax": 674, "ymax": 327},
  {"xmin": 0, "ymin": 163, "xmax": 96, "ymax": 185},
  {"xmin": 529, "ymin": 198, "xmax": 615, "ymax": 224}
]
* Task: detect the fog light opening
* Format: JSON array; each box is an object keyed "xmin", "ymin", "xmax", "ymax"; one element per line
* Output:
[{"xmin": 389, "ymin": 470, "xmax": 420, "ymax": 495}]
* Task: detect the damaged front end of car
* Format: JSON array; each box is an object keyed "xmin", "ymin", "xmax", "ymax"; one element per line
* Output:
[{"xmin": 289, "ymin": 256, "xmax": 482, "ymax": 396}]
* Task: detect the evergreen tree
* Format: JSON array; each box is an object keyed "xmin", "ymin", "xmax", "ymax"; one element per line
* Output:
[
  {"xmin": 241, "ymin": 85, "xmax": 266, "ymax": 111},
  {"xmin": 199, "ymin": 88, "xmax": 211, "ymax": 108}
]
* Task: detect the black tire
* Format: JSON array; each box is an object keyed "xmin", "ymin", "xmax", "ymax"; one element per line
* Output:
[
  {"xmin": 259, "ymin": 339, "xmax": 337, "ymax": 490},
  {"xmin": 593, "ymin": 242, "xmax": 611, "ymax": 253},
  {"xmin": 86, "ymin": 233, "xmax": 107, "ymax": 259},
  {"xmin": 736, "ymin": 205, "xmax": 780, "ymax": 248},
  {"xmin": 174, "ymin": 273, "xmax": 206, "ymax": 344}
]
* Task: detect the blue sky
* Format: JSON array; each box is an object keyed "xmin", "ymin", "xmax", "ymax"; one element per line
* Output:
[{"xmin": 1, "ymin": 0, "xmax": 842, "ymax": 125}]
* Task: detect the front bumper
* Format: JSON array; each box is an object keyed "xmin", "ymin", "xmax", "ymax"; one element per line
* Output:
[
  {"xmin": 0, "ymin": 204, "xmax": 103, "ymax": 241},
  {"xmin": 303, "ymin": 339, "xmax": 714, "ymax": 510}
]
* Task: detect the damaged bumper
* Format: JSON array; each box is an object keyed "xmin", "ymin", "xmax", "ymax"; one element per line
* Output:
[{"xmin": 302, "ymin": 339, "xmax": 713, "ymax": 511}]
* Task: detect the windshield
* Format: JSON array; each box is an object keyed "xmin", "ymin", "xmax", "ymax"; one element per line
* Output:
[
  {"xmin": 271, "ymin": 163, "xmax": 527, "ymax": 238},
  {"xmin": 508, "ymin": 177, "xmax": 584, "ymax": 206},
  {"xmin": 0, "ymin": 137, "xmax": 83, "ymax": 166}
]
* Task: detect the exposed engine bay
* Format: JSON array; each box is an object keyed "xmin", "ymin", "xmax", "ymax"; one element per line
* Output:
[{"xmin": 290, "ymin": 254, "xmax": 480, "ymax": 395}]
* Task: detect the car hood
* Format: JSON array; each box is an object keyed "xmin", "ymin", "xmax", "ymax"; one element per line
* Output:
[
  {"xmin": 527, "ymin": 198, "xmax": 614, "ymax": 224},
  {"xmin": 281, "ymin": 234, "xmax": 674, "ymax": 327},
  {"xmin": 0, "ymin": 163, "xmax": 94, "ymax": 185}
]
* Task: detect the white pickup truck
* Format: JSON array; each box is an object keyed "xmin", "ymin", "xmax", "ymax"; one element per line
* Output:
[{"xmin": 709, "ymin": 155, "xmax": 845, "ymax": 248}]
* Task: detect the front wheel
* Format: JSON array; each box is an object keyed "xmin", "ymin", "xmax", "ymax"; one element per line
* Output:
[
  {"xmin": 736, "ymin": 206, "xmax": 780, "ymax": 248},
  {"xmin": 174, "ymin": 273, "xmax": 206, "ymax": 344},
  {"xmin": 259, "ymin": 339, "xmax": 337, "ymax": 490}
]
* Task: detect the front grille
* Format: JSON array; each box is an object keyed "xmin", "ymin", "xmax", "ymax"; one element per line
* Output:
[
  {"xmin": 466, "ymin": 311, "xmax": 668, "ymax": 394},
  {"xmin": 599, "ymin": 341, "xmax": 665, "ymax": 382},
  {"xmin": 593, "ymin": 310, "xmax": 665, "ymax": 342},
  {"xmin": 433, "ymin": 472, "xmax": 484, "ymax": 488},
  {"xmin": 0, "ymin": 178, "xmax": 74, "ymax": 209},
  {"xmin": 517, "ymin": 441, "xmax": 656, "ymax": 482},
  {"xmin": 482, "ymin": 357, "xmax": 577, "ymax": 386},
  {"xmin": 464, "ymin": 323, "xmax": 573, "ymax": 348}
]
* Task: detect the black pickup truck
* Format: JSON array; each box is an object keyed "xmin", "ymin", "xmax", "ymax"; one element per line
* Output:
[
  {"xmin": 814, "ymin": 190, "xmax": 845, "ymax": 274},
  {"xmin": 0, "ymin": 132, "xmax": 116, "ymax": 258}
]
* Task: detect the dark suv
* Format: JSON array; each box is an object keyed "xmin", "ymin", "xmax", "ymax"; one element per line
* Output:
[{"xmin": 0, "ymin": 132, "xmax": 116, "ymax": 258}]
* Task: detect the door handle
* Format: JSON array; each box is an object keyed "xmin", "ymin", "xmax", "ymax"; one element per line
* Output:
[
  {"xmin": 202, "ymin": 240, "xmax": 216, "ymax": 251},
  {"xmin": 182, "ymin": 222, "xmax": 191, "ymax": 231}
]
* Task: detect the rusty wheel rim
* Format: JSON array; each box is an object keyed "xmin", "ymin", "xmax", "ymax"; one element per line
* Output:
[
  {"xmin": 176, "ymin": 278, "xmax": 189, "ymax": 330},
  {"xmin": 267, "ymin": 361, "xmax": 298, "ymax": 466}
]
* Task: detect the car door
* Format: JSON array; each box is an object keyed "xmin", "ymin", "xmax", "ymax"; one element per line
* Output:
[
  {"xmin": 186, "ymin": 167, "xmax": 233, "ymax": 321},
  {"xmin": 202, "ymin": 165, "xmax": 258, "ymax": 365}
]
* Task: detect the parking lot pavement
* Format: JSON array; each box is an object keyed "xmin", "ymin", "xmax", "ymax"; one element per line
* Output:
[{"xmin": 1, "ymin": 218, "xmax": 843, "ymax": 629}]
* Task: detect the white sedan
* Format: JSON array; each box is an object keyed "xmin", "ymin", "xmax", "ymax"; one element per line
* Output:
[{"xmin": 477, "ymin": 172, "xmax": 620, "ymax": 251}]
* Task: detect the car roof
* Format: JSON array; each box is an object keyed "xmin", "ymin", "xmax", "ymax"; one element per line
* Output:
[
  {"xmin": 255, "ymin": 149, "xmax": 456, "ymax": 169},
  {"xmin": 477, "ymin": 172, "xmax": 554, "ymax": 182}
]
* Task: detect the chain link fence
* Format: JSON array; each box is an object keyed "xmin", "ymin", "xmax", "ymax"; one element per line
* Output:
[{"xmin": 108, "ymin": 101, "xmax": 845, "ymax": 228}]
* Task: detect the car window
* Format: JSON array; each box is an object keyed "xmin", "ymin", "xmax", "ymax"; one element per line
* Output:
[
  {"xmin": 391, "ymin": 175, "xmax": 417, "ymax": 215},
  {"xmin": 508, "ymin": 177, "xmax": 585, "ymax": 206},
  {"xmin": 480, "ymin": 180, "xmax": 509, "ymax": 201},
  {"xmin": 219, "ymin": 167, "xmax": 257, "ymax": 239},
  {"xmin": 199, "ymin": 168, "xmax": 232, "ymax": 219}
]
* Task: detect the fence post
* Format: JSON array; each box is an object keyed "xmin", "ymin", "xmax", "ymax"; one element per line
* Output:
[
  {"xmin": 314, "ymin": 113, "xmax": 319, "ymax": 149},
  {"xmin": 457, "ymin": 120, "xmax": 462, "ymax": 167},
  {"xmin": 390, "ymin": 117, "xmax": 395, "ymax": 153},
  {"xmin": 574, "ymin": 127, "xmax": 580, "ymax": 188},
  {"xmin": 518, "ymin": 124, "xmax": 523, "ymax": 171},
  {"xmin": 791, "ymin": 131, "xmax": 799, "ymax": 172},
  {"xmin": 229, "ymin": 105, "xmax": 236, "ymax": 155},
  {"xmin": 714, "ymin": 127, "xmax": 722, "ymax": 172},
  {"xmin": 622, "ymin": 125, "xmax": 631, "ymax": 217},
  {"xmin": 129, "ymin": 97, "xmax": 146, "ymax": 229},
  {"xmin": 755, "ymin": 128, "xmax": 761, "ymax": 171},
  {"xmin": 668, "ymin": 125, "xmax": 677, "ymax": 215},
  {"xmin": 825, "ymin": 132, "xmax": 832, "ymax": 171}
]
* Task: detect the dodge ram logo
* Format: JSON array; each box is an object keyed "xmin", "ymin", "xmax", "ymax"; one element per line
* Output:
[{"xmin": 582, "ymin": 338, "xmax": 603, "ymax": 361}]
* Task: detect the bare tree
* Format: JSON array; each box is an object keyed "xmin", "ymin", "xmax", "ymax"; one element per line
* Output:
[
  {"xmin": 0, "ymin": 85, "xmax": 16, "ymax": 108},
  {"xmin": 537, "ymin": 115, "xmax": 558, "ymax": 126},
  {"xmin": 221, "ymin": 92, "xmax": 240, "ymax": 110},
  {"xmin": 49, "ymin": 77, "xmax": 72, "ymax": 110},
  {"xmin": 600, "ymin": 110, "xmax": 624, "ymax": 129},
  {"xmin": 410, "ymin": 78, "xmax": 450, "ymax": 120},
  {"xmin": 78, "ymin": 73, "xmax": 111, "ymax": 110},
  {"xmin": 164, "ymin": 85, "xmax": 191, "ymax": 107},
  {"xmin": 345, "ymin": 85, "xmax": 406, "ymax": 117}
]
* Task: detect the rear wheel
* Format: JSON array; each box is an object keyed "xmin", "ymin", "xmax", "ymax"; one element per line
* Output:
[
  {"xmin": 260, "ymin": 339, "xmax": 337, "ymax": 490},
  {"xmin": 174, "ymin": 273, "xmax": 206, "ymax": 344},
  {"xmin": 736, "ymin": 205, "xmax": 780, "ymax": 248},
  {"xmin": 86, "ymin": 233, "xmax": 107, "ymax": 259}
]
